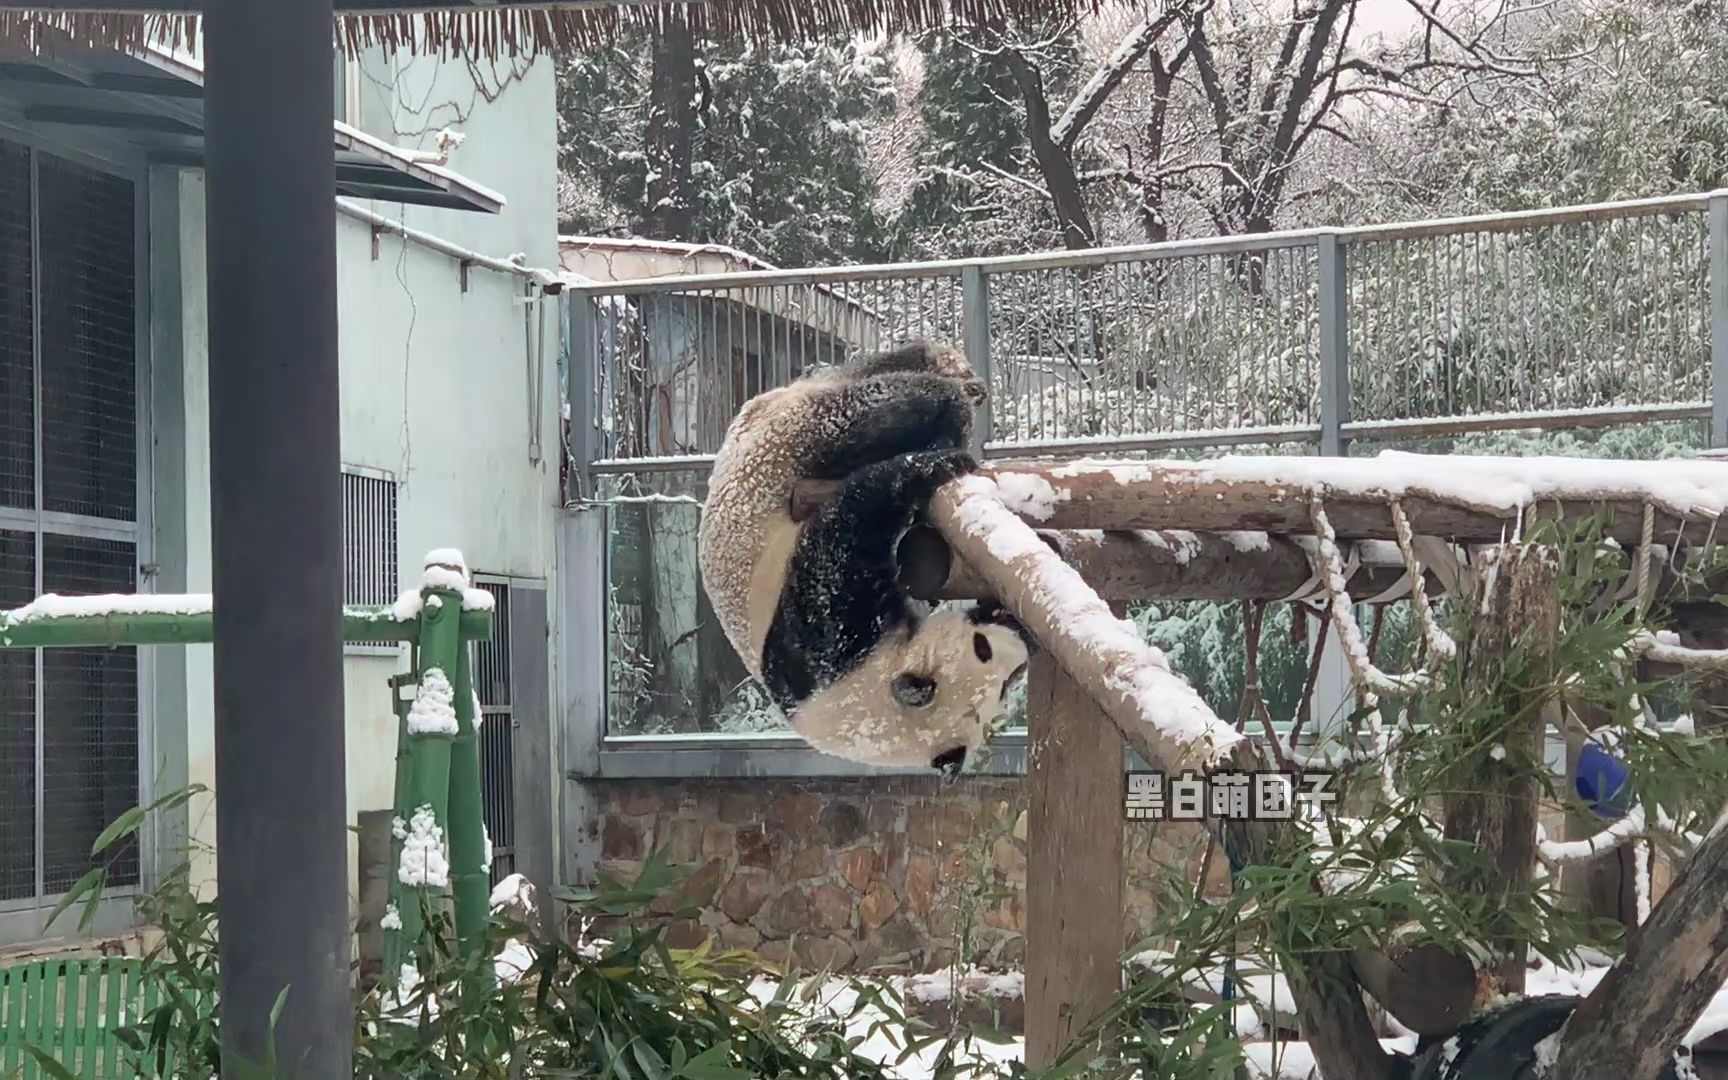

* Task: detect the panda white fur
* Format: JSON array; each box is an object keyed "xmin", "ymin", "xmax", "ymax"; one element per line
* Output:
[{"xmin": 698, "ymin": 340, "xmax": 1034, "ymax": 776}]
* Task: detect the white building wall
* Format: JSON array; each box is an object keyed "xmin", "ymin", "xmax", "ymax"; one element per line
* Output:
[{"xmin": 158, "ymin": 51, "xmax": 561, "ymax": 908}]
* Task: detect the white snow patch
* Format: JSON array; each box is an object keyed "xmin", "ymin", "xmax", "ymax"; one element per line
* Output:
[
  {"xmin": 380, "ymin": 903, "xmax": 402, "ymax": 932},
  {"xmin": 990, "ymin": 471, "xmax": 1069, "ymax": 521},
  {"xmin": 1140, "ymin": 529, "xmax": 1204, "ymax": 564},
  {"xmin": 494, "ymin": 938, "xmax": 534, "ymax": 985},
  {"xmin": 397, "ymin": 805, "xmax": 449, "ymax": 889},
  {"xmin": 461, "ymin": 587, "xmax": 495, "ymax": 611},
  {"xmin": 489, "ymin": 873, "xmax": 538, "ymax": 918},
  {"xmin": 421, "ymin": 566, "xmax": 469, "ymax": 592},
  {"xmin": 390, "ymin": 590, "xmax": 424, "ymax": 621},
  {"xmin": 3, "ymin": 592, "xmax": 212, "ymax": 623},
  {"xmin": 1223, "ymin": 530, "xmax": 1273, "ymax": 553},
  {"xmin": 948, "ymin": 476, "xmax": 1242, "ymax": 766},
  {"xmin": 406, "ymin": 668, "xmax": 458, "ymax": 736},
  {"xmin": 424, "ymin": 593, "xmax": 444, "ymax": 610},
  {"xmin": 390, "ymin": 815, "xmax": 407, "ymax": 840}
]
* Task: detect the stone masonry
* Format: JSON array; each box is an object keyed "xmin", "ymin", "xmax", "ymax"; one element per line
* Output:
[{"xmin": 570, "ymin": 775, "xmax": 1230, "ymax": 974}]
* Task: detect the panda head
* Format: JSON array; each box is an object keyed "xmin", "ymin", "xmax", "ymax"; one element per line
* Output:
[
  {"xmin": 896, "ymin": 601, "xmax": 1033, "ymax": 777},
  {"xmin": 786, "ymin": 599, "xmax": 1033, "ymax": 776}
]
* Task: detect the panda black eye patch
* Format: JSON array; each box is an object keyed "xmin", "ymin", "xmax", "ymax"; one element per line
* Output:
[{"xmin": 973, "ymin": 632, "xmax": 992, "ymax": 663}]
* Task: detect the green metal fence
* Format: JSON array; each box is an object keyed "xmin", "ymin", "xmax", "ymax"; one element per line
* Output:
[{"xmin": 0, "ymin": 549, "xmax": 493, "ymax": 1072}]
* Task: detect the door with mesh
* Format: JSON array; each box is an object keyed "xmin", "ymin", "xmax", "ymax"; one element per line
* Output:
[{"xmin": 0, "ymin": 136, "xmax": 143, "ymax": 917}]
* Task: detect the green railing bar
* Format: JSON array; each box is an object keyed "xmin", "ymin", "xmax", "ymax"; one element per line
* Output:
[{"xmin": 0, "ymin": 604, "xmax": 492, "ymax": 648}]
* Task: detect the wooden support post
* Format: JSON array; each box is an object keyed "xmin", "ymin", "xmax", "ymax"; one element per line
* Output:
[
  {"xmin": 1024, "ymin": 650, "xmax": 1126, "ymax": 1067},
  {"xmin": 1442, "ymin": 544, "xmax": 1558, "ymax": 994}
]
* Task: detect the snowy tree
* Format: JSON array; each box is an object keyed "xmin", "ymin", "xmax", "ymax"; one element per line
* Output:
[{"xmin": 558, "ymin": 30, "xmax": 898, "ymax": 266}]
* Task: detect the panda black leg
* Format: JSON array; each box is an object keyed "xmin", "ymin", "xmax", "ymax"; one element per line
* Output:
[
  {"xmin": 762, "ymin": 450, "xmax": 976, "ymax": 709},
  {"xmin": 804, "ymin": 375, "xmax": 977, "ymax": 480}
]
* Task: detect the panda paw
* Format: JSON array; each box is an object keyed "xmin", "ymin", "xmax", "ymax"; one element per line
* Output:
[{"xmin": 921, "ymin": 449, "xmax": 978, "ymax": 485}]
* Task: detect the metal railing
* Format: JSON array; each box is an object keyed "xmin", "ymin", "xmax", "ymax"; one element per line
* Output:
[{"xmin": 561, "ymin": 189, "xmax": 1728, "ymax": 749}]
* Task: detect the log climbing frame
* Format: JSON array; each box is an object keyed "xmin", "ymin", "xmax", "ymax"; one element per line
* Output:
[{"xmin": 798, "ymin": 450, "xmax": 1728, "ymax": 1079}]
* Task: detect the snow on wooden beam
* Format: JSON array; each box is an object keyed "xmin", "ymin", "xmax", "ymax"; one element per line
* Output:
[
  {"xmin": 927, "ymin": 475, "xmax": 1247, "ymax": 776},
  {"xmin": 813, "ymin": 452, "xmax": 1727, "ymax": 546}
]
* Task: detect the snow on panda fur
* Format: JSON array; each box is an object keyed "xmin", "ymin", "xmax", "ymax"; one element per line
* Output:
[{"xmin": 698, "ymin": 340, "xmax": 1034, "ymax": 774}]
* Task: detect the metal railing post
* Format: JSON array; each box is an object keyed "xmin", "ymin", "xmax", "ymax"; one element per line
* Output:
[
  {"xmin": 1313, "ymin": 231, "xmax": 1354, "ymax": 750},
  {"xmin": 1317, "ymin": 231, "xmax": 1350, "ymax": 457},
  {"xmin": 566, "ymin": 294, "xmax": 601, "ymax": 502},
  {"xmin": 963, "ymin": 266, "xmax": 992, "ymax": 457},
  {"xmin": 1710, "ymin": 193, "xmax": 1728, "ymax": 448}
]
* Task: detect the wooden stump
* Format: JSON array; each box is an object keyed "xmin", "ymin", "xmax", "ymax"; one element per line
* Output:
[
  {"xmin": 1441, "ymin": 544, "xmax": 1559, "ymax": 993},
  {"xmin": 1024, "ymin": 650, "xmax": 1126, "ymax": 1067}
]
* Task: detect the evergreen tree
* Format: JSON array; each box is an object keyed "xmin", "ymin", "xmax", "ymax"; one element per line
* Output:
[{"xmin": 556, "ymin": 35, "xmax": 897, "ymax": 266}]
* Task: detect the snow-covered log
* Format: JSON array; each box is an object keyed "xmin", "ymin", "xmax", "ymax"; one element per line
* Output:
[
  {"xmin": 940, "ymin": 453, "xmax": 1728, "ymax": 545},
  {"xmin": 928, "ymin": 474, "xmax": 1247, "ymax": 775}
]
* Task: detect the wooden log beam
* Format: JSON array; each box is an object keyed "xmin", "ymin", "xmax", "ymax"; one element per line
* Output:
[
  {"xmin": 1024, "ymin": 651, "xmax": 1126, "ymax": 1067},
  {"xmin": 895, "ymin": 524, "xmax": 1441, "ymax": 605},
  {"xmin": 805, "ymin": 455, "xmax": 1728, "ymax": 546},
  {"xmin": 927, "ymin": 475, "xmax": 1399, "ymax": 1080},
  {"xmin": 1550, "ymin": 806, "xmax": 1728, "ymax": 1078},
  {"xmin": 1351, "ymin": 935, "xmax": 1477, "ymax": 1037}
]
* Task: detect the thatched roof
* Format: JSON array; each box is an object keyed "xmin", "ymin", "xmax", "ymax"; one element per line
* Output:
[{"xmin": 0, "ymin": 1, "xmax": 1118, "ymax": 58}]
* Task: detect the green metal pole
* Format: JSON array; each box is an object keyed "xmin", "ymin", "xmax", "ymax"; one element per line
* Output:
[
  {"xmin": 380, "ymin": 662, "xmax": 418, "ymax": 985},
  {"xmin": 0, "ymin": 605, "xmax": 489, "ymax": 648},
  {"xmin": 447, "ymin": 645, "xmax": 491, "ymax": 976},
  {"xmin": 395, "ymin": 576, "xmax": 462, "ymax": 976}
]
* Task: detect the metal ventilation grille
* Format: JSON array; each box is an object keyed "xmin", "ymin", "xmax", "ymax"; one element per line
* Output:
[
  {"xmin": 473, "ymin": 580, "xmax": 514, "ymax": 884},
  {"xmin": 0, "ymin": 142, "xmax": 30, "ymax": 512},
  {"xmin": 41, "ymin": 533, "xmax": 139, "ymax": 893},
  {"xmin": 341, "ymin": 468, "xmax": 398, "ymax": 606},
  {"xmin": 0, "ymin": 530, "xmax": 34, "ymax": 901},
  {"xmin": 36, "ymin": 153, "xmax": 135, "ymax": 523}
]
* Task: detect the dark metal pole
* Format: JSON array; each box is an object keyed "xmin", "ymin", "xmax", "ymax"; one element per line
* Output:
[{"xmin": 203, "ymin": 0, "xmax": 351, "ymax": 1074}]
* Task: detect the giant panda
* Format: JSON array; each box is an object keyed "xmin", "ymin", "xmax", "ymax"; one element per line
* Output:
[{"xmin": 698, "ymin": 339, "xmax": 1034, "ymax": 777}]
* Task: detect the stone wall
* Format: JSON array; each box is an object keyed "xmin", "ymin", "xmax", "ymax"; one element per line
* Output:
[{"xmin": 572, "ymin": 775, "xmax": 1228, "ymax": 974}]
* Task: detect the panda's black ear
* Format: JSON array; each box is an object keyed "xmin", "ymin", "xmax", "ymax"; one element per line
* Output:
[{"xmin": 892, "ymin": 672, "xmax": 937, "ymax": 708}]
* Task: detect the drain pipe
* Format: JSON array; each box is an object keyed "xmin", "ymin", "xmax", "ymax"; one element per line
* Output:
[{"xmin": 335, "ymin": 197, "xmax": 569, "ymax": 292}]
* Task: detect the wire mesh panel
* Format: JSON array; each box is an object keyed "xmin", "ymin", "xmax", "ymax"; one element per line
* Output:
[
  {"xmin": 40, "ymin": 534, "xmax": 139, "ymax": 893},
  {"xmin": 592, "ymin": 277, "xmax": 958, "ymax": 461},
  {"xmin": 36, "ymin": 153, "xmax": 136, "ymax": 523},
  {"xmin": 0, "ymin": 138, "xmax": 142, "ymax": 915},
  {"xmin": 340, "ymin": 468, "xmax": 399, "ymax": 607},
  {"xmin": 1349, "ymin": 211, "xmax": 1712, "ymax": 422},
  {"xmin": 0, "ymin": 141, "xmax": 31, "ymax": 513},
  {"xmin": 0, "ymin": 530, "xmax": 34, "ymax": 902},
  {"xmin": 473, "ymin": 579, "xmax": 514, "ymax": 884},
  {"xmin": 987, "ymin": 247, "xmax": 1322, "ymax": 446}
]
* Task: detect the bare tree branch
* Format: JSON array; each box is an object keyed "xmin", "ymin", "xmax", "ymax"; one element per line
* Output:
[{"xmin": 1049, "ymin": 2, "xmax": 1196, "ymax": 151}]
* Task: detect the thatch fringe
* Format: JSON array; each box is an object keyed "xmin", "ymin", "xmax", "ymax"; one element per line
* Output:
[{"xmin": 1, "ymin": 1, "xmax": 1118, "ymax": 59}]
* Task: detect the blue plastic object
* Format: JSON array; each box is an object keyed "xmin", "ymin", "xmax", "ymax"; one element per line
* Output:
[{"xmin": 1573, "ymin": 741, "xmax": 1632, "ymax": 820}]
